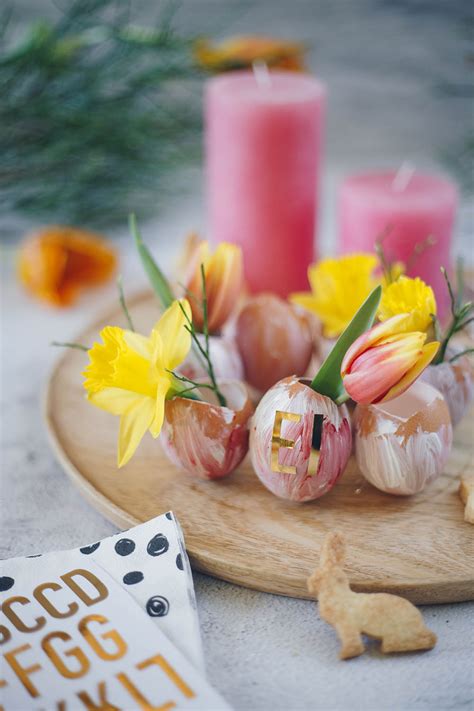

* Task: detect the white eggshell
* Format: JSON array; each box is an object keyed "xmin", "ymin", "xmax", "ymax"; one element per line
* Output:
[
  {"xmin": 421, "ymin": 353, "xmax": 473, "ymax": 426},
  {"xmin": 179, "ymin": 334, "xmax": 244, "ymax": 382},
  {"xmin": 354, "ymin": 380, "xmax": 453, "ymax": 495}
]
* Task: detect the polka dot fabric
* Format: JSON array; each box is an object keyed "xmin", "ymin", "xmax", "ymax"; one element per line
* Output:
[{"xmin": 1, "ymin": 512, "xmax": 203, "ymax": 673}]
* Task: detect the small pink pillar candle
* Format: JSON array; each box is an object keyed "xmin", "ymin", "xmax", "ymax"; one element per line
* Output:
[
  {"xmin": 205, "ymin": 70, "xmax": 326, "ymax": 297},
  {"xmin": 338, "ymin": 170, "xmax": 458, "ymax": 317}
]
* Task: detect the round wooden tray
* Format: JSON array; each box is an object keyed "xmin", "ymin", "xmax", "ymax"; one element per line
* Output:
[{"xmin": 45, "ymin": 291, "xmax": 474, "ymax": 604}]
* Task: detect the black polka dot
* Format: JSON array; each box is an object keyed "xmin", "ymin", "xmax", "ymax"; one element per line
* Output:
[
  {"xmin": 0, "ymin": 577, "xmax": 14, "ymax": 592},
  {"xmin": 146, "ymin": 595, "xmax": 169, "ymax": 617},
  {"xmin": 165, "ymin": 512, "xmax": 172, "ymax": 520},
  {"xmin": 147, "ymin": 534, "xmax": 169, "ymax": 557},
  {"xmin": 123, "ymin": 571, "xmax": 144, "ymax": 585},
  {"xmin": 176, "ymin": 553, "xmax": 183, "ymax": 571},
  {"xmin": 80, "ymin": 542, "xmax": 100, "ymax": 555},
  {"xmin": 114, "ymin": 538, "xmax": 135, "ymax": 556}
]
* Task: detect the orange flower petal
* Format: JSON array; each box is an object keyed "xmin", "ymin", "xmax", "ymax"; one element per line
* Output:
[
  {"xmin": 181, "ymin": 237, "xmax": 242, "ymax": 334},
  {"xmin": 194, "ymin": 36, "xmax": 306, "ymax": 73},
  {"xmin": 18, "ymin": 226, "xmax": 117, "ymax": 307}
]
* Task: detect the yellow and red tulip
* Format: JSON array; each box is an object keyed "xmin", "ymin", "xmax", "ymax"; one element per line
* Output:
[
  {"xmin": 341, "ymin": 314, "xmax": 439, "ymax": 405},
  {"xmin": 184, "ymin": 238, "xmax": 243, "ymax": 334}
]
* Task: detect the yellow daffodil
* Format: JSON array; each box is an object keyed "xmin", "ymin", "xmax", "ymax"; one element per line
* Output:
[
  {"xmin": 183, "ymin": 238, "xmax": 243, "ymax": 334},
  {"xmin": 194, "ymin": 36, "xmax": 306, "ymax": 73},
  {"xmin": 290, "ymin": 254, "xmax": 379, "ymax": 339},
  {"xmin": 83, "ymin": 299, "xmax": 191, "ymax": 468},
  {"xmin": 378, "ymin": 276, "xmax": 436, "ymax": 333},
  {"xmin": 382, "ymin": 261, "xmax": 405, "ymax": 286}
]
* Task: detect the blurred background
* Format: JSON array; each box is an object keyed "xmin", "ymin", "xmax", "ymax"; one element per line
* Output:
[{"xmin": 1, "ymin": 0, "xmax": 472, "ymax": 255}]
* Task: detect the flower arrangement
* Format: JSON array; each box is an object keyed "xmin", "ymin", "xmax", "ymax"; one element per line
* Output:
[{"xmin": 55, "ymin": 224, "xmax": 472, "ymax": 502}]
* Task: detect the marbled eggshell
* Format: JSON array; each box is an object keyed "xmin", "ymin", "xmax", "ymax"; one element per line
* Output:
[
  {"xmin": 421, "ymin": 352, "xmax": 473, "ymax": 426},
  {"xmin": 250, "ymin": 376, "xmax": 352, "ymax": 502},
  {"xmin": 162, "ymin": 380, "xmax": 253, "ymax": 480},
  {"xmin": 354, "ymin": 380, "xmax": 453, "ymax": 495}
]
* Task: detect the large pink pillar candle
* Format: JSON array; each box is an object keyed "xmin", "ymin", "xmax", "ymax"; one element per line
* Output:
[
  {"xmin": 205, "ymin": 70, "xmax": 326, "ymax": 297},
  {"xmin": 339, "ymin": 171, "xmax": 458, "ymax": 318}
]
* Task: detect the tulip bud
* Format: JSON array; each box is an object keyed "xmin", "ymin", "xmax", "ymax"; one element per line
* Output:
[
  {"xmin": 341, "ymin": 314, "xmax": 439, "ymax": 405},
  {"xmin": 183, "ymin": 238, "xmax": 243, "ymax": 334}
]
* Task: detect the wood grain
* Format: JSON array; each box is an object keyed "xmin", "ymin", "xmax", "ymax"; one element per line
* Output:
[{"xmin": 44, "ymin": 291, "xmax": 474, "ymax": 604}]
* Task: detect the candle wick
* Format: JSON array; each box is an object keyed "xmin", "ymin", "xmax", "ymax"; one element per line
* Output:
[
  {"xmin": 392, "ymin": 161, "xmax": 416, "ymax": 192},
  {"xmin": 252, "ymin": 61, "xmax": 272, "ymax": 89}
]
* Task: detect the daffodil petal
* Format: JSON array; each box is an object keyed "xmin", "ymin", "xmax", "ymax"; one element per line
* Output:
[
  {"xmin": 150, "ymin": 376, "xmax": 170, "ymax": 438},
  {"xmin": 289, "ymin": 292, "xmax": 318, "ymax": 312},
  {"xmin": 118, "ymin": 397, "xmax": 155, "ymax": 468},
  {"xmin": 154, "ymin": 299, "xmax": 192, "ymax": 371},
  {"xmin": 88, "ymin": 387, "xmax": 143, "ymax": 416},
  {"xmin": 380, "ymin": 341, "xmax": 440, "ymax": 403},
  {"xmin": 123, "ymin": 330, "xmax": 152, "ymax": 359}
]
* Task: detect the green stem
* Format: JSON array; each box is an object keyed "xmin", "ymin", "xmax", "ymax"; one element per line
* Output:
[
  {"xmin": 51, "ymin": 341, "xmax": 89, "ymax": 352},
  {"xmin": 130, "ymin": 213, "xmax": 174, "ymax": 308},
  {"xmin": 178, "ymin": 300, "xmax": 227, "ymax": 407},
  {"xmin": 117, "ymin": 275, "xmax": 135, "ymax": 331},
  {"xmin": 433, "ymin": 266, "xmax": 474, "ymax": 364},
  {"xmin": 169, "ymin": 371, "xmax": 221, "ymax": 399},
  {"xmin": 449, "ymin": 348, "xmax": 474, "ymax": 363},
  {"xmin": 199, "ymin": 265, "xmax": 226, "ymax": 406}
]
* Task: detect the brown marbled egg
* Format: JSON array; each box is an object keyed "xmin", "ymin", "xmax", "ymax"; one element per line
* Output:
[{"xmin": 235, "ymin": 294, "xmax": 314, "ymax": 393}]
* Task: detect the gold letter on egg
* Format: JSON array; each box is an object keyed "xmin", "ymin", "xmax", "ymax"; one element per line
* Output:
[
  {"xmin": 42, "ymin": 631, "xmax": 90, "ymax": 679},
  {"xmin": 271, "ymin": 410, "xmax": 302, "ymax": 474},
  {"xmin": 79, "ymin": 615, "xmax": 127, "ymax": 662}
]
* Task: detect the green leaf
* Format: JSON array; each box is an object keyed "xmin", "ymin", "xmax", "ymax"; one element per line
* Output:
[
  {"xmin": 130, "ymin": 213, "xmax": 174, "ymax": 309},
  {"xmin": 310, "ymin": 285, "xmax": 382, "ymax": 402}
]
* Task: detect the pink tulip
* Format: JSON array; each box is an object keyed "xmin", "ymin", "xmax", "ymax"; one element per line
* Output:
[{"xmin": 341, "ymin": 314, "xmax": 439, "ymax": 404}]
